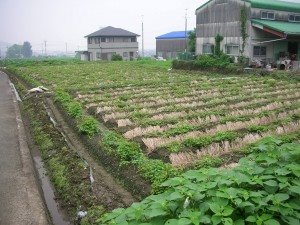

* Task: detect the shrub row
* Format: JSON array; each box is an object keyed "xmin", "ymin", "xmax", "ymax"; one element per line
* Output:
[{"xmin": 172, "ymin": 55, "xmax": 240, "ymax": 73}]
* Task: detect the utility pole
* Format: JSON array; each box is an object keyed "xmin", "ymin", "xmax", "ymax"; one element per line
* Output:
[
  {"xmin": 142, "ymin": 15, "xmax": 144, "ymax": 57},
  {"xmin": 44, "ymin": 41, "xmax": 47, "ymax": 56},
  {"xmin": 185, "ymin": 9, "xmax": 188, "ymax": 53}
]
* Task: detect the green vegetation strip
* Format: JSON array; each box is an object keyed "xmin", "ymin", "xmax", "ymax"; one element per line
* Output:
[
  {"xmin": 15, "ymin": 82, "xmax": 96, "ymax": 219},
  {"xmin": 98, "ymin": 137, "xmax": 300, "ymax": 225},
  {"xmin": 54, "ymin": 90, "xmax": 178, "ymax": 191}
]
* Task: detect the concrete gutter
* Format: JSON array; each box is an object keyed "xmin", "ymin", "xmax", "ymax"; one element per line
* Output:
[{"xmin": 0, "ymin": 71, "xmax": 49, "ymax": 225}]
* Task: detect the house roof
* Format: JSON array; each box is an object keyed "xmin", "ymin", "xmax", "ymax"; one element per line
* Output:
[
  {"xmin": 85, "ymin": 26, "xmax": 139, "ymax": 38},
  {"xmin": 156, "ymin": 31, "xmax": 192, "ymax": 40},
  {"xmin": 252, "ymin": 19, "xmax": 300, "ymax": 35},
  {"xmin": 246, "ymin": 0, "xmax": 300, "ymax": 13},
  {"xmin": 196, "ymin": 0, "xmax": 300, "ymax": 13}
]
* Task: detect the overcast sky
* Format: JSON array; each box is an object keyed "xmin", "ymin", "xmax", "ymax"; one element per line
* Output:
[{"xmin": 0, "ymin": 0, "xmax": 299, "ymax": 53}]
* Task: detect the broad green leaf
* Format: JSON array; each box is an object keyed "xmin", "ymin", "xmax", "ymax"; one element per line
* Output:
[
  {"xmin": 222, "ymin": 218, "xmax": 233, "ymax": 225},
  {"xmin": 274, "ymin": 193, "xmax": 289, "ymax": 202},
  {"xmin": 233, "ymin": 219, "xmax": 245, "ymax": 225},
  {"xmin": 209, "ymin": 203, "xmax": 222, "ymax": 214},
  {"xmin": 264, "ymin": 180, "xmax": 278, "ymax": 187},
  {"xmin": 290, "ymin": 186, "xmax": 300, "ymax": 195},
  {"xmin": 178, "ymin": 218, "xmax": 192, "ymax": 225},
  {"xmin": 222, "ymin": 206, "xmax": 234, "ymax": 216},
  {"xmin": 165, "ymin": 219, "xmax": 179, "ymax": 225},
  {"xmin": 199, "ymin": 215, "xmax": 211, "ymax": 224},
  {"xmin": 146, "ymin": 208, "xmax": 167, "ymax": 218},
  {"xmin": 246, "ymin": 215, "xmax": 256, "ymax": 222},
  {"xmin": 168, "ymin": 191, "xmax": 184, "ymax": 201},
  {"xmin": 211, "ymin": 215, "xmax": 222, "ymax": 225},
  {"xmin": 264, "ymin": 219, "xmax": 280, "ymax": 225}
]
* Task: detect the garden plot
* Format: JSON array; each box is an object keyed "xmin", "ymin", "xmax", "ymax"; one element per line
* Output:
[
  {"xmin": 10, "ymin": 61, "xmax": 300, "ymax": 170},
  {"xmin": 75, "ymin": 75, "xmax": 300, "ymax": 168}
]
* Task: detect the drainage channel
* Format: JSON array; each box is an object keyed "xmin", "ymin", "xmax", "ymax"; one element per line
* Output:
[
  {"xmin": 10, "ymin": 81, "xmax": 71, "ymax": 225},
  {"xmin": 33, "ymin": 151, "xmax": 71, "ymax": 225}
]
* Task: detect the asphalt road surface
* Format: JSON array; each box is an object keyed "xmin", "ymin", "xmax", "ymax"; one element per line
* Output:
[{"xmin": 0, "ymin": 71, "xmax": 49, "ymax": 225}]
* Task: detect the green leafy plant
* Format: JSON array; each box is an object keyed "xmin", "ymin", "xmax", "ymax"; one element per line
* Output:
[
  {"xmin": 78, "ymin": 116, "xmax": 100, "ymax": 137},
  {"xmin": 111, "ymin": 54, "xmax": 123, "ymax": 61},
  {"xmin": 98, "ymin": 138, "xmax": 300, "ymax": 225}
]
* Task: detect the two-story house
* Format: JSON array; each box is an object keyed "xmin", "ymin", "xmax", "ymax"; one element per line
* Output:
[
  {"xmin": 195, "ymin": 0, "xmax": 300, "ymax": 68},
  {"xmin": 83, "ymin": 26, "xmax": 139, "ymax": 61}
]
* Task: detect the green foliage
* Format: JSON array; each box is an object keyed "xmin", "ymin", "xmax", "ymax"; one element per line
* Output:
[
  {"xmin": 111, "ymin": 54, "xmax": 123, "ymax": 61},
  {"xmin": 67, "ymin": 101, "xmax": 82, "ymax": 118},
  {"xmin": 195, "ymin": 155, "xmax": 223, "ymax": 169},
  {"xmin": 214, "ymin": 34, "xmax": 224, "ymax": 57},
  {"xmin": 102, "ymin": 130, "xmax": 178, "ymax": 191},
  {"xmin": 247, "ymin": 125, "xmax": 268, "ymax": 133},
  {"xmin": 6, "ymin": 44, "xmax": 23, "ymax": 59},
  {"xmin": 48, "ymin": 156, "xmax": 70, "ymax": 190},
  {"xmin": 80, "ymin": 206, "xmax": 106, "ymax": 225},
  {"xmin": 240, "ymin": 4, "xmax": 248, "ymax": 56},
  {"xmin": 188, "ymin": 29, "xmax": 196, "ymax": 53},
  {"xmin": 6, "ymin": 42, "xmax": 33, "ymax": 58},
  {"xmin": 99, "ymin": 138, "xmax": 300, "ymax": 225},
  {"xmin": 78, "ymin": 116, "xmax": 100, "ymax": 137},
  {"xmin": 22, "ymin": 41, "xmax": 33, "ymax": 58},
  {"xmin": 172, "ymin": 54, "xmax": 238, "ymax": 73}
]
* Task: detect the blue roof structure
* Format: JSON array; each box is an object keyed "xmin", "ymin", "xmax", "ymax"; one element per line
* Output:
[{"xmin": 156, "ymin": 31, "xmax": 192, "ymax": 40}]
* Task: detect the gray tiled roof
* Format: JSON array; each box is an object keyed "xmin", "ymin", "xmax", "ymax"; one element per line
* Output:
[{"xmin": 85, "ymin": 26, "xmax": 139, "ymax": 37}]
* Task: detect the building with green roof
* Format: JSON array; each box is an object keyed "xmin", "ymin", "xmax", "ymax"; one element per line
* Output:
[{"xmin": 195, "ymin": 0, "xmax": 300, "ymax": 69}]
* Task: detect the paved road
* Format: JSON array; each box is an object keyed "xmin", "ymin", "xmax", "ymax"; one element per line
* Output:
[{"xmin": 0, "ymin": 71, "xmax": 49, "ymax": 225}]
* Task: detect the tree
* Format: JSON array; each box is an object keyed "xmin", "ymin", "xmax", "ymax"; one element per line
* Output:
[
  {"xmin": 22, "ymin": 41, "xmax": 32, "ymax": 58},
  {"xmin": 214, "ymin": 34, "xmax": 224, "ymax": 57},
  {"xmin": 6, "ymin": 44, "xmax": 23, "ymax": 58},
  {"xmin": 240, "ymin": 4, "xmax": 248, "ymax": 56},
  {"xmin": 188, "ymin": 29, "xmax": 196, "ymax": 53}
]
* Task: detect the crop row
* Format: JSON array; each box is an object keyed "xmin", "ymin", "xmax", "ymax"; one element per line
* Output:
[
  {"xmin": 142, "ymin": 108, "xmax": 300, "ymax": 151},
  {"xmin": 100, "ymin": 89, "xmax": 300, "ymax": 124},
  {"xmin": 80, "ymin": 82, "xmax": 300, "ymax": 111},
  {"xmin": 170, "ymin": 119, "xmax": 300, "ymax": 167},
  {"xmin": 76, "ymin": 79, "xmax": 280, "ymax": 104},
  {"xmin": 123, "ymin": 100, "xmax": 298, "ymax": 139}
]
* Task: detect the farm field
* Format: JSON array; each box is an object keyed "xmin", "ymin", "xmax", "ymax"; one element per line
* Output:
[
  {"xmin": 5, "ymin": 59, "xmax": 300, "ymax": 224},
  {"xmin": 10, "ymin": 60, "xmax": 300, "ymax": 171}
]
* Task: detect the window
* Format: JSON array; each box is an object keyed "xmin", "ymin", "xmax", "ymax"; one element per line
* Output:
[
  {"xmin": 131, "ymin": 37, "xmax": 136, "ymax": 42},
  {"xmin": 203, "ymin": 44, "xmax": 213, "ymax": 54},
  {"xmin": 95, "ymin": 37, "xmax": 100, "ymax": 44},
  {"xmin": 108, "ymin": 37, "xmax": 114, "ymax": 42},
  {"xmin": 289, "ymin": 14, "xmax": 300, "ymax": 22},
  {"xmin": 123, "ymin": 52, "xmax": 128, "ymax": 58},
  {"xmin": 96, "ymin": 52, "xmax": 101, "ymax": 59},
  {"xmin": 226, "ymin": 45, "xmax": 239, "ymax": 56},
  {"xmin": 101, "ymin": 37, "xmax": 106, "ymax": 42},
  {"xmin": 261, "ymin": 11, "xmax": 275, "ymax": 20},
  {"xmin": 253, "ymin": 46, "xmax": 267, "ymax": 57},
  {"xmin": 88, "ymin": 37, "xmax": 92, "ymax": 44}
]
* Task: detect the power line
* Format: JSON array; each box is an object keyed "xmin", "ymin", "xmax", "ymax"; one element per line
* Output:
[
  {"xmin": 142, "ymin": 15, "xmax": 144, "ymax": 57},
  {"xmin": 185, "ymin": 9, "xmax": 188, "ymax": 53},
  {"xmin": 44, "ymin": 40, "xmax": 47, "ymax": 56}
]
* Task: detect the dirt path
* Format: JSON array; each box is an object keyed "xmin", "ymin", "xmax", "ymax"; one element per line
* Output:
[
  {"xmin": 44, "ymin": 98, "xmax": 136, "ymax": 209},
  {"xmin": 0, "ymin": 71, "xmax": 49, "ymax": 225}
]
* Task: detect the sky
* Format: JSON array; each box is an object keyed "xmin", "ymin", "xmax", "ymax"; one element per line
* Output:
[
  {"xmin": 0, "ymin": 0, "xmax": 205, "ymax": 53},
  {"xmin": 0, "ymin": 0, "xmax": 300, "ymax": 54}
]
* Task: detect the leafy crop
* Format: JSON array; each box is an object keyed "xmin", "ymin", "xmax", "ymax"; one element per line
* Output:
[
  {"xmin": 78, "ymin": 116, "xmax": 100, "ymax": 138},
  {"xmin": 99, "ymin": 137, "xmax": 300, "ymax": 225}
]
